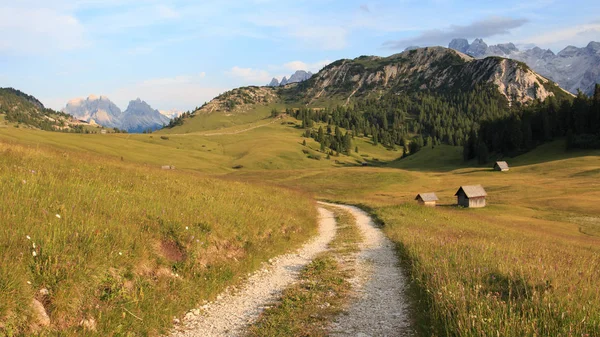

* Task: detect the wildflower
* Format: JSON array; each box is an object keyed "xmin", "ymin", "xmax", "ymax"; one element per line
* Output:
[
  {"xmin": 32, "ymin": 243, "xmax": 36, "ymax": 249},
  {"xmin": 22, "ymin": 180, "xmax": 27, "ymax": 184},
  {"xmin": 56, "ymin": 214, "xmax": 61, "ymax": 219},
  {"xmin": 26, "ymin": 235, "xmax": 31, "ymax": 240},
  {"xmin": 32, "ymin": 251, "xmax": 37, "ymax": 257},
  {"xmin": 118, "ymin": 252, "xmax": 122, "ymax": 256},
  {"xmin": 186, "ymin": 226, "xmax": 189, "ymax": 230},
  {"xmin": 27, "ymin": 281, "xmax": 32, "ymax": 285}
]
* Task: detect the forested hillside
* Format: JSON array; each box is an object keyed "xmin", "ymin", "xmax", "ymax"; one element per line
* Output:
[
  {"xmin": 0, "ymin": 88, "xmax": 87, "ymax": 132},
  {"xmin": 465, "ymin": 84, "xmax": 600, "ymax": 162}
]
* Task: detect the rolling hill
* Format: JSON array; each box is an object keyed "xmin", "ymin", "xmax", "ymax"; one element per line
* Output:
[{"xmin": 0, "ymin": 88, "xmax": 92, "ymax": 132}]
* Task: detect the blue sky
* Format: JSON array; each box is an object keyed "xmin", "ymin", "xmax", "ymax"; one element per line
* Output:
[{"xmin": 1, "ymin": 0, "xmax": 599, "ymax": 112}]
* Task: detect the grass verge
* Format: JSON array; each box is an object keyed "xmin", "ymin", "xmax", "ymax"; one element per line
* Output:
[
  {"xmin": 246, "ymin": 206, "xmax": 362, "ymax": 336},
  {"xmin": 377, "ymin": 203, "xmax": 600, "ymax": 336}
]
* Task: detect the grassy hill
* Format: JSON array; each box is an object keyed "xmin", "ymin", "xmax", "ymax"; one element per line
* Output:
[{"xmin": 0, "ymin": 88, "xmax": 99, "ymax": 133}]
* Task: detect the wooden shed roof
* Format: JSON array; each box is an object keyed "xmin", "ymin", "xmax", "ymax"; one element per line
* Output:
[
  {"xmin": 454, "ymin": 185, "xmax": 487, "ymax": 198},
  {"xmin": 415, "ymin": 193, "xmax": 439, "ymax": 202},
  {"xmin": 495, "ymin": 161, "xmax": 509, "ymax": 170}
]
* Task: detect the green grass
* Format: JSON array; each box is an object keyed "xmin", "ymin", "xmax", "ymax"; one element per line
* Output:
[
  {"xmin": 0, "ymin": 140, "xmax": 317, "ymax": 336},
  {"xmin": 159, "ymin": 104, "xmax": 283, "ymax": 135},
  {"xmin": 247, "ymin": 207, "xmax": 362, "ymax": 337}
]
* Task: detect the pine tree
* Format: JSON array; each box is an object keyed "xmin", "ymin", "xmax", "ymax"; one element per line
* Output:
[{"xmin": 355, "ymin": 146, "xmax": 359, "ymax": 153}]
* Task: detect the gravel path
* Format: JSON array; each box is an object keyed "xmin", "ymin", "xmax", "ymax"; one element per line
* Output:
[
  {"xmin": 319, "ymin": 202, "xmax": 413, "ymax": 337},
  {"xmin": 169, "ymin": 207, "xmax": 337, "ymax": 337}
]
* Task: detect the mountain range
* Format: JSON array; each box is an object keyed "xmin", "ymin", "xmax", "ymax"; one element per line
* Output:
[
  {"xmin": 448, "ymin": 38, "xmax": 600, "ymax": 96},
  {"xmin": 268, "ymin": 70, "xmax": 313, "ymax": 87},
  {"xmin": 63, "ymin": 96, "xmax": 170, "ymax": 133},
  {"xmin": 281, "ymin": 47, "xmax": 568, "ymax": 106},
  {"xmin": 185, "ymin": 46, "xmax": 568, "ymax": 123}
]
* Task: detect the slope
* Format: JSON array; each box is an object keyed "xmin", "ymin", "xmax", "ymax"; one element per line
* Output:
[
  {"xmin": 0, "ymin": 134, "xmax": 317, "ymax": 336},
  {"xmin": 0, "ymin": 88, "xmax": 92, "ymax": 132}
]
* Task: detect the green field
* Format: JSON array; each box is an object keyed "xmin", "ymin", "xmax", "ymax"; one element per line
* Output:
[{"xmin": 1, "ymin": 111, "xmax": 600, "ymax": 336}]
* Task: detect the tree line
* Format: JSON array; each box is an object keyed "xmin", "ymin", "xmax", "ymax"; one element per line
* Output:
[
  {"xmin": 291, "ymin": 84, "xmax": 511, "ymax": 156},
  {"xmin": 464, "ymin": 84, "xmax": 600, "ymax": 162}
]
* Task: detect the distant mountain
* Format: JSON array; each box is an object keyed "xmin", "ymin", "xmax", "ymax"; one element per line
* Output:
[
  {"xmin": 0, "ymin": 87, "xmax": 88, "ymax": 131},
  {"xmin": 159, "ymin": 109, "xmax": 183, "ymax": 119},
  {"xmin": 63, "ymin": 96, "xmax": 170, "ymax": 132},
  {"xmin": 268, "ymin": 78, "xmax": 280, "ymax": 87},
  {"xmin": 448, "ymin": 38, "xmax": 600, "ymax": 95},
  {"xmin": 267, "ymin": 70, "xmax": 313, "ymax": 87},
  {"xmin": 120, "ymin": 98, "xmax": 170, "ymax": 133},
  {"xmin": 63, "ymin": 95, "xmax": 122, "ymax": 128}
]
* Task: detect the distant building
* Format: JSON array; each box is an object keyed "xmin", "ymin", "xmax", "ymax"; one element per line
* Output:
[
  {"xmin": 455, "ymin": 185, "xmax": 487, "ymax": 208},
  {"xmin": 415, "ymin": 193, "xmax": 439, "ymax": 207},
  {"xmin": 100, "ymin": 129, "xmax": 107, "ymax": 134},
  {"xmin": 161, "ymin": 165, "xmax": 175, "ymax": 170},
  {"xmin": 494, "ymin": 161, "xmax": 510, "ymax": 171}
]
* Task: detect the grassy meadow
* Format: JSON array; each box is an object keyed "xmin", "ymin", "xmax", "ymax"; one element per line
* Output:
[
  {"xmin": 2, "ymin": 109, "xmax": 600, "ymax": 336},
  {"xmin": 0, "ymin": 139, "xmax": 317, "ymax": 336},
  {"xmin": 243, "ymin": 141, "xmax": 600, "ymax": 336}
]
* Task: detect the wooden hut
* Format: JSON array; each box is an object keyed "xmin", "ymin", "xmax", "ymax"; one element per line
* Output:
[
  {"xmin": 455, "ymin": 185, "xmax": 487, "ymax": 208},
  {"xmin": 415, "ymin": 193, "xmax": 439, "ymax": 207},
  {"xmin": 494, "ymin": 161, "xmax": 510, "ymax": 171}
]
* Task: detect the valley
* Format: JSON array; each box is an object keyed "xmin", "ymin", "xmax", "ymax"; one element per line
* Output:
[{"xmin": 1, "ymin": 40, "xmax": 600, "ymax": 336}]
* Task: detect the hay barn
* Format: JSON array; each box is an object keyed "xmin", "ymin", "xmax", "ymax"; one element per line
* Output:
[
  {"xmin": 415, "ymin": 193, "xmax": 439, "ymax": 207},
  {"xmin": 494, "ymin": 161, "xmax": 510, "ymax": 171},
  {"xmin": 455, "ymin": 185, "xmax": 487, "ymax": 208}
]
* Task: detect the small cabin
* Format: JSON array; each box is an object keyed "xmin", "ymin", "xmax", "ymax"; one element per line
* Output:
[
  {"xmin": 455, "ymin": 185, "xmax": 487, "ymax": 208},
  {"xmin": 415, "ymin": 193, "xmax": 439, "ymax": 207},
  {"xmin": 161, "ymin": 165, "xmax": 175, "ymax": 170},
  {"xmin": 494, "ymin": 161, "xmax": 510, "ymax": 172},
  {"xmin": 100, "ymin": 129, "xmax": 107, "ymax": 134}
]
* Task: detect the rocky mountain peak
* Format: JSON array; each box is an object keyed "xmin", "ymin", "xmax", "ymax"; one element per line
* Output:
[
  {"xmin": 466, "ymin": 38, "xmax": 488, "ymax": 57},
  {"xmin": 267, "ymin": 70, "xmax": 314, "ymax": 87},
  {"xmin": 268, "ymin": 78, "xmax": 280, "ymax": 87},
  {"xmin": 449, "ymin": 38, "xmax": 469, "ymax": 53},
  {"xmin": 447, "ymin": 38, "xmax": 600, "ymax": 95},
  {"xmin": 586, "ymin": 41, "xmax": 600, "ymax": 53}
]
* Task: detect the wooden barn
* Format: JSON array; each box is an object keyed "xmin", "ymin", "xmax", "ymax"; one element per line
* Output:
[
  {"xmin": 455, "ymin": 185, "xmax": 487, "ymax": 208},
  {"xmin": 415, "ymin": 193, "xmax": 439, "ymax": 207},
  {"xmin": 494, "ymin": 161, "xmax": 510, "ymax": 171}
]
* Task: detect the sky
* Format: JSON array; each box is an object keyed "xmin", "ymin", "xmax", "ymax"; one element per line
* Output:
[{"xmin": 1, "ymin": 0, "xmax": 599, "ymax": 112}]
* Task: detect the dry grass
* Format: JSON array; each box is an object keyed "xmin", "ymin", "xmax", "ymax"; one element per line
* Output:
[{"xmin": 0, "ymin": 140, "xmax": 317, "ymax": 336}]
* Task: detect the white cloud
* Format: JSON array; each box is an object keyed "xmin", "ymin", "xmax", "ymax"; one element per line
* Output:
[
  {"xmin": 226, "ymin": 66, "xmax": 272, "ymax": 84},
  {"xmin": 0, "ymin": 6, "xmax": 87, "ymax": 53},
  {"xmin": 283, "ymin": 60, "xmax": 331, "ymax": 73},
  {"xmin": 518, "ymin": 23, "xmax": 600, "ymax": 50},
  {"xmin": 109, "ymin": 73, "xmax": 222, "ymax": 112},
  {"xmin": 383, "ymin": 16, "xmax": 529, "ymax": 49},
  {"xmin": 290, "ymin": 26, "xmax": 348, "ymax": 50}
]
